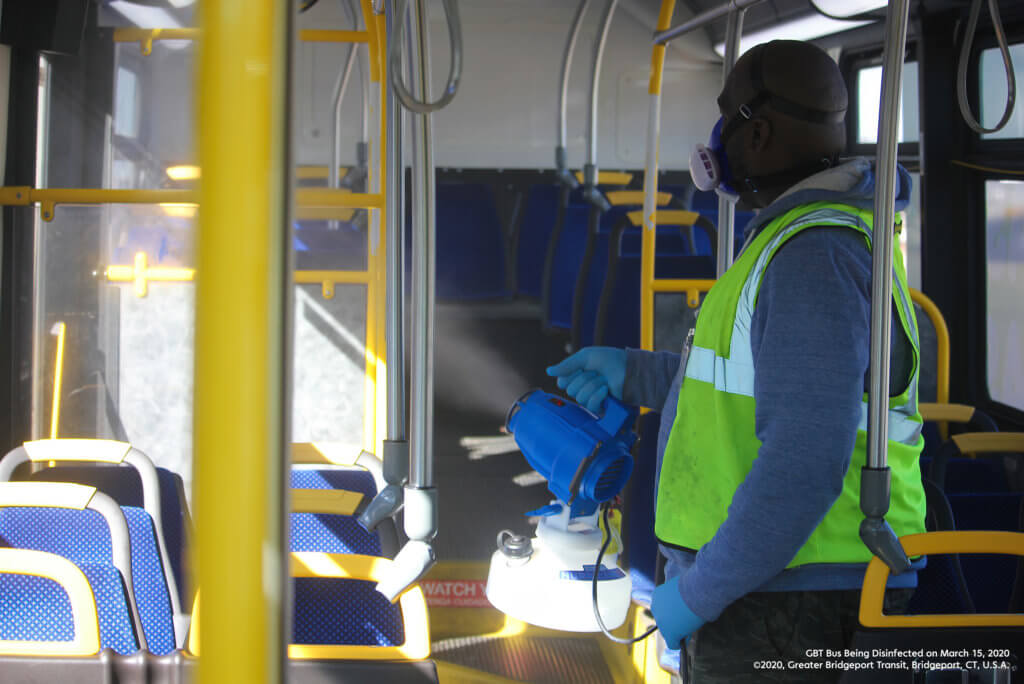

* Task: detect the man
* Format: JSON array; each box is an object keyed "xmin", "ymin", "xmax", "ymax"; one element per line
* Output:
[{"xmin": 547, "ymin": 40, "xmax": 925, "ymax": 682}]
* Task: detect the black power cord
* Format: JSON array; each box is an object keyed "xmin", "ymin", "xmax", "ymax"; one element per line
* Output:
[{"xmin": 592, "ymin": 502, "xmax": 659, "ymax": 645}]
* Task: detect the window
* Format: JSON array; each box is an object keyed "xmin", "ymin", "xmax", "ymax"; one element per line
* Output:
[
  {"xmin": 900, "ymin": 171, "xmax": 921, "ymax": 290},
  {"xmin": 114, "ymin": 66, "xmax": 139, "ymax": 138},
  {"xmin": 856, "ymin": 62, "xmax": 919, "ymax": 144},
  {"xmin": 985, "ymin": 180, "xmax": 1024, "ymax": 410},
  {"xmin": 980, "ymin": 43, "xmax": 1024, "ymax": 139}
]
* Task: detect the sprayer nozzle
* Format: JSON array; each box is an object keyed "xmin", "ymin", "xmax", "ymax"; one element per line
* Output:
[
  {"xmin": 376, "ymin": 540, "xmax": 436, "ymax": 602},
  {"xmin": 357, "ymin": 484, "xmax": 405, "ymax": 533}
]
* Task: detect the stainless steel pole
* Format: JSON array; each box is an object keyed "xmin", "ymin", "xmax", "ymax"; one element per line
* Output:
[
  {"xmin": 329, "ymin": 0, "xmax": 360, "ymax": 194},
  {"xmin": 859, "ymin": 0, "xmax": 912, "ymax": 576},
  {"xmin": 408, "ymin": 0, "xmax": 434, "ymax": 491},
  {"xmin": 587, "ymin": 0, "xmax": 618, "ymax": 172},
  {"xmin": 653, "ymin": 0, "xmax": 765, "ymax": 45},
  {"xmin": 715, "ymin": 8, "xmax": 744, "ymax": 277},
  {"xmin": 559, "ymin": 0, "xmax": 590, "ymax": 152},
  {"xmin": 866, "ymin": 0, "xmax": 911, "ymax": 472},
  {"xmin": 358, "ymin": 0, "xmax": 409, "ymax": 535}
]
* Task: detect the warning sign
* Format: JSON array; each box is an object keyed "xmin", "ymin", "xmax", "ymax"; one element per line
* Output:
[{"xmin": 421, "ymin": 579, "xmax": 491, "ymax": 608}]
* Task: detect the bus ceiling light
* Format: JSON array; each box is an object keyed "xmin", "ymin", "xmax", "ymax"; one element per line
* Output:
[
  {"xmin": 713, "ymin": 13, "xmax": 873, "ymax": 58},
  {"xmin": 485, "ymin": 390, "xmax": 637, "ymax": 632},
  {"xmin": 810, "ymin": 1, "xmax": 887, "ymax": 19}
]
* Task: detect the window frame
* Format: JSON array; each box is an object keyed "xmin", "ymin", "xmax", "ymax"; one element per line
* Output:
[{"xmin": 843, "ymin": 44, "xmax": 921, "ymax": 163}]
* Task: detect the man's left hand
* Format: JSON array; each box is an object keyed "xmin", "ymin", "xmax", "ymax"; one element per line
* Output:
[{"xmin": 651, "ymin": 580, "xmax": 705, "ymax": 649}]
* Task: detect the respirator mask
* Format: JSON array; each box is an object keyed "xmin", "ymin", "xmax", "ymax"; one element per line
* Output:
[{"xmin": 689, "ymin": 116, "xmax": 741, "ymax": 202}]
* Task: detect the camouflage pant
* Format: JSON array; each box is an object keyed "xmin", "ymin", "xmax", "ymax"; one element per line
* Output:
[{"xmin": 682, "ymin": 589, "xmax": 914, "ymax": 683}]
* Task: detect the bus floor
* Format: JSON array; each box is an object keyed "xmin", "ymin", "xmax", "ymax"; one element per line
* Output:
[{"xmin": 419, "ymin": 300, "xmax": 651, "ymax": 684}]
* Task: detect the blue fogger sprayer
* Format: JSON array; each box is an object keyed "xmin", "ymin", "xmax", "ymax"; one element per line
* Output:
[{"xmin": 485, "ymin": 389, "xmax": 639, "ymax": 632}]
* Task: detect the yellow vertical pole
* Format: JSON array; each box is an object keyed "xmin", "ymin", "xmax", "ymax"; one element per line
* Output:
[
  {"xmin": 373, "ymin": 8, "xmax": 389, "ymax": 456},
  {"xmin": 195, "ymin": 0, "xmax": 289, "ymax": 681},
  {"xmin": 640, "ymin": 0, "xmax": 676, "ymax": 350},
  {"xmin": 49, "ymin": 322, "xmax": 66, "ymax": 439}
]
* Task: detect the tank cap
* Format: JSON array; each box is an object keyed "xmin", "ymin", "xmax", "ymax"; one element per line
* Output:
[{"xmin": 497, "ymin": 530, "xmax": 533, "ymax": 559}]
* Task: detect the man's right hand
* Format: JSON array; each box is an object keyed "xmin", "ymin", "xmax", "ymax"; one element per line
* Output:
[{"xmin": 545, "ymin": 347, "xmax": 626, "ymax": 413}]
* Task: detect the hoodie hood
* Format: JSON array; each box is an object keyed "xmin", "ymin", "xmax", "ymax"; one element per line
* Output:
[{"xmin": 740, "ymin": 157, "xmax": 913, "ymax": 245}]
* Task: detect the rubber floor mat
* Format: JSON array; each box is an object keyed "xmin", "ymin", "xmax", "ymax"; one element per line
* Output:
[{"xmin": 433, "ymin": 634, "xmax": 616, "ymax": 684}]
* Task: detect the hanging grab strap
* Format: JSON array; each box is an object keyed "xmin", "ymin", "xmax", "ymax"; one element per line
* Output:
[{"xmin": 389, "ymin": 0, "xmax": 463, "ymax": 113}]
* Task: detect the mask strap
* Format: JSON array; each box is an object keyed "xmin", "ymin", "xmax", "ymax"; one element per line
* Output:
[
  {"xmin": 720, "ymin": 44, "xmax": 847, "ymax": 146},
  {"xmin": 739, "ymin": 156, "xmax": 840, "ymax": 195}
]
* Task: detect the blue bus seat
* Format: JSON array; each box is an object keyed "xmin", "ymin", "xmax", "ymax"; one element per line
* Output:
[
  {"xmin": 408, "ymin": 182, "xmax": 509, "ymax": 301},
  {"xmin": 293, "ymin": 576, "xmax": 405, "ymax": 647},
  {"xmin": 0, "ymin": 484, "xmax": 142, "ymax": 654},
  {"xmin": 545, "ymin": 202, "xmax": 589, "ymax": 330},
  {"xmin": 517, "ymin": 184, "xmax": 561, "ymax": 299},
  {"xmin": 0, "ymin": 553, "xmax": 80, "ymax": 648},
  {"xmin": 908, "ymin": 479, "xmax": 975, "ymax": 616},
  {"xmin": 1, "ymin": 441, "xmax": 191, "ymax": 621},
  {"xmin": 290, "ymin": 468, "xmax": 386, "ymax": 557},
  {"xmin": 927, "ymin": 432, "xmax": 1023, "ymax": 494},
  {"xmin": 948, "ymin": 492, "xmax": 1024, "ymax": 613}
]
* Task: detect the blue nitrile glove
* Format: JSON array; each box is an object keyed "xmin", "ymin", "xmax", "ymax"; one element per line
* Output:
[
  {"xmin": 651, "ymin": 579, "xmax": 705, "ymax": 650},
  {"xmin": 545, "ymin": 347, "xmax": 626, "ymax": 413}
]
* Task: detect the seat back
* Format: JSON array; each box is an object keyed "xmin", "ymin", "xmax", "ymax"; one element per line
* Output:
[
  {"xmin": 0, "ymin": 439, "xmax": 185, "ymax": 619},
  {"xmin": 0, "ymin": 548, "xmax": 104, "ymax": 656},
  {"xmin": 0, "ymin": 482, "xmax": 141, "ymax": 654}
]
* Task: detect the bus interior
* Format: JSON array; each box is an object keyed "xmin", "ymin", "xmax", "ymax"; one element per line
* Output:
[{"xmin": 0, "ymin": 0, "xmax": 1023, "ymax": 682}]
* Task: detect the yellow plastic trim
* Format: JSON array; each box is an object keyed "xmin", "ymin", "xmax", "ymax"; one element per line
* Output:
[
  {"xmin": 649, "ymin": 45, "xmax": 667, "ymax": 95},
  {"xmin": 299, "ymin": 30, "xmax": 371, "ymax": 43},
  {"xmin": 195, "ymin": 0, "xmax": 288, "ymax": 680},
  {"xmin": 918, "ymin": 402, "xmax": 975, "ymax": 424},
  {"xmin": 860, "ymin": 531, "xmax": 1024, "ymax": 628},
  {"xmin": 291, "ymin": 488, "xmax": 363, "ymax": 516},
  {"xmin": 0, "ymin": 481, "xmax": 96, "ymax": 510},
  {"xmin": 951, "ymin": 432, "xmax": 1024, "ymax": 455},
  {"xmin": 169, "ymin": 165, "xmax": 349, "ymax": 181},
  {"xmin": 909, "ymin": 289, "xmax": 949, "ymax": 405},
  {"xmin": 606, "ymin": 190, "xmax": 670, "ymax": 207},
  {"xmin": 290, "ymin": 442, "xmax": 365, "ymax": 466},
  {"xmin": 573, "ymin": 171, "xmax": 633, "ymax": 186},
  {"xmin": 627, "ymin": 209, "xmax": 699, "ymax": 228},
  {"xmin": 23, "ymin": 439, "xmax": 131, "ymax": 464},
  {"xmin": 0, "ymin": 548, "xmax": 101, "ymax": 656},
  {"xmin": 189, "ymin": 554, "xmax": 430, "ymax": 660},
  {"xmin": 49, "ymin": 322, "xmax": 66, "ymax": 440}
]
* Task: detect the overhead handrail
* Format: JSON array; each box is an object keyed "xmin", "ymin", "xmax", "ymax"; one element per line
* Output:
[
  {"xmin": 328, "ymin": 0, "xmax": 362, "ymax": 206},
  {"xmin": 556, "ymin": 0, "xmax": 591, "ymax": 190},
  {"xmin": 956, "ymin": 0, "xmax": 1017, "ymax": 135},
  {"xmin": 860, "ymin": 0, "xmax": 913, "ymax": 576},
  {"xmin": 582, "ymin": 0, "xmax": 618, "ymax": 212},
  {"xmin": 112, "ymin": 28, "xmax": 371, "ymax": 56},
  {"xmin": 388, "ymin": 0, "xmax": 462, "ymax": 113},
  {"xmin": 653, "ymin": 0, "xmax": 767, "ymax": 46}
]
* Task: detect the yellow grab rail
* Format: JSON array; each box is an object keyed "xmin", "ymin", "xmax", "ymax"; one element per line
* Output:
[
  {"xmin": 104, "ymin": 252, "xmax": 372, "ymax": 300},
  {"xmin": 113, "ymin": 28, "xmax": 370, "ymax": 55},
  {"xmin": 641, "ymin": 0, "xmax": 679, "ymax": 350},
  {"xmin": 0, "ymin": 186, "xmax": 382, "ymax": 220},
  {"xmin": 49, "ymin": 322, "xmax": 66, "ymax": 440}
]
